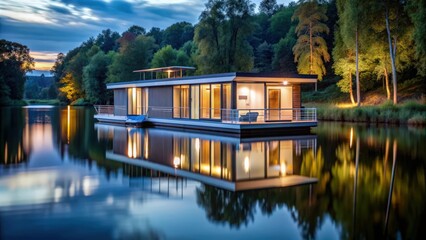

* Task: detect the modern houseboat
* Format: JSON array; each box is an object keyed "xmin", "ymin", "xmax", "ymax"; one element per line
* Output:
[{"xmin": 94, "ymin": 66, "xmax": 317, "ymax": 137}]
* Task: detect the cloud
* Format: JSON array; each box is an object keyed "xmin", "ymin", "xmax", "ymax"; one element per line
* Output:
[{"xmin": 0, "ymin": 0, "xmax": 206, "ymax": 69}]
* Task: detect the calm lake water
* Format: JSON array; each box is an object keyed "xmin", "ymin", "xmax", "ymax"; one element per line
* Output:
[{"xmin": 0, "ymin": 106, "xmax": 425, "ymax": 239}]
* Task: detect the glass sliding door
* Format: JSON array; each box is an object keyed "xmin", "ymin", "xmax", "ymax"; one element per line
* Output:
[
  {"xmin": 222, "ymin": 84, "xmax": 232, "ymax": 121},
  {"xmin": 268, "ymin": 89, "xmax": 281, "ymax": 121},
  {"xmin": 211, "ymin": 84, "xmax": 221, "ymax": 119},
  {"xmin": 180, "ymin": 85, "xmax": 189, "ymax": 118},
  {"xmin": 128, "ymin": 88, "xmax": 142, "ymax": 115},
  {"xmin": 200, "ymin": 84, "xmax": 210, "ymax": 119},
  {"xmin": 173, "ymin": 86, "xmax": 181, "ymax": 118},
  {"xmin": 191, "ymin": 85, "xmax": 199, "ymax": 119},
  {"xmin": 173, "ymin": 85, "xmax": 189, "ymax": 118},
  {"xmin": 142, "ymin": 88, "xmax": 148, "ymax": 115}
]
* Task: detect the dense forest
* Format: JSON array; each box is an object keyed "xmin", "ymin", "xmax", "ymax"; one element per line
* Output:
[{"xmin": 1, "ymin": 0, "xmax": 425, "ymax": 106}]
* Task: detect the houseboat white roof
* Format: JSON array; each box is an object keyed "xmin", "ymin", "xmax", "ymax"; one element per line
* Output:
[{"xmin": 107, "ymin": 72, "xmax": 317, "ymax": 90}]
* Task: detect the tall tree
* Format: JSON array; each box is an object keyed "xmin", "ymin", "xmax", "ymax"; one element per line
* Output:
[
  {"xmin": 259, "ymin": 0, "xmax": 278, "ymax": 16},
  {"xmin": 51, "ymin": 52, "xmax": 65, "ymax": 82},
  {"xmin": 83, "ymin": 51, "xmax": 115, "ymax": 104},
  {"xmin": 107, "ymin": 35, "xmax": 157, "ymax": 83},
  {"xmin": 254, "ymin": 41, "xmax": 273, "ymax": 72},
  {"xmin": 269, "ymin": 4, "xmax": 296, "ymax": 43},
  {"xmin": 0, "ymin": 39, "xmax": 34, "ymax": 104},
  {"xmin": 292, "ymin": 1, "xmax": 330, "ymax": 83},
  {"xmin": 272, "ymin": 29, "xmax": 297, "ymax": 73},
  {"xmin": 194, "ymin": 0, "xmax": 255, "ymax": 74},
  {"xmin": 383, "ymin": 0, "xmax": 411, "ymax": 104},
  {"xmin": 151, "ymin": 45, "xmax": 180, "ymax": 68},
  {"xmin": 162, "ymin": 22, "xmax": 194, "ymax": 49},
  {"xmin": 407, "ymin": 0, "xmax": 426, "ymax": 76},
  {"xmin": 95, "ymin": 29, "xmax": 120, "ymax": 53},
  {"xmin": 335, "ymin": 0, "xmax": 367, "ymax": 106},
  {"xmin": 146, "ymin": 27, "xmax": 164, "ymax": 47},
  {"xmin": 58, "ymin": 73, "xmax": 80, "ymax": 102}
]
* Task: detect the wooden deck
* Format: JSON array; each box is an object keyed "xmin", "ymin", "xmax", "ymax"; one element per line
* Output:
[{"xmin": 94, "ymin": 114, "xmax": 317, "ymax": 137}]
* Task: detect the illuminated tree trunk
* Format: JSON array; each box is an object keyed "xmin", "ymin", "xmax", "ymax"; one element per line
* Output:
[
  {"xmin": 355, "ymin": 28, "xmax": 360, "ymax": 106},
  {"xmin": 385, "ymin": 8, "xmax": 398, "ymax": 104},
  {"xmin": 384, "ymin": 67, "xmax": 391, "ymax": 100},
  {"xmin": 349, "ymin": 72, "xmax": 355, "ymax": 105}
]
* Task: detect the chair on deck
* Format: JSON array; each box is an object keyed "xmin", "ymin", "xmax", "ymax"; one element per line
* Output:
[{"xmin": 239, "ymin": 112, "xmax": 259, "ymax": 122}]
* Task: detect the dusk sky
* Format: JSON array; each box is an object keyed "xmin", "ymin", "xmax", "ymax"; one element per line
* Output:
[{"xmin": 1, "ymin": 0, "xmax": 291, "ymax": 71}]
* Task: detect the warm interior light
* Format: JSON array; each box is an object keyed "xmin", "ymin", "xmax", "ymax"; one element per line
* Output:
[
  {"xmin": 283, "ymin": 81, "xmax": 288, "ymax": 85},
  {"xmin": 173, "ymin": 156, "xmax": 181, "ymax": 168},
  {"xmin": 195, "ymin": 138, "xmax": 200, "ymax": 152},
  {"xmin": 244, "ymin": 156, "xmax": 250, "ymax": 173},
  {"xmin": 280, "ymin": 162, "xmax": 287, "ymax": 176}
]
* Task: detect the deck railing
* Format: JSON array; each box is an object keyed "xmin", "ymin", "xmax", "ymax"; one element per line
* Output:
[
  {"xmin": 94, "ymin": 105, "xmax": 126, "ymax": 116},
  {"xmin": 94, "ymin": 105, "xmax": 317, "ymax": 123}
]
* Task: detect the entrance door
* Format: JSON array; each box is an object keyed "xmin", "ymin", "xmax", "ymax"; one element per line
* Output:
[{"xmin": 268, "ymin": 89, "xmax": 281, "ymax": 121}]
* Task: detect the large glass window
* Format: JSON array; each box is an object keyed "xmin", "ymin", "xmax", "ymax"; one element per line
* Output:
[
  {"xmin": 200, "ymin": 84, "xmax": 210, "ymax": 118},
  {"xmin": 222, "ymin": 84, "xmax": 232, "ymax": 121},
  {"xmin": 173, "ymin": 86, "xmax": 181, "ymax": 118},
  {"xmin": 173, "ymin": 85, "xmax": 190, "ymax": 118},
  {"xmin": 142, "ymin": 88, "xmax": 148, "ymax": 115},
  {"xmin": 191, "ymin": 85, "xmax": 199, "ymax": 119},
  {"xmin": 181, "ymin": 85, "xmax": 189, "ymax": 118},
  {"xmin": 211, "ymin": 84, "xmax": 221, "ymax": 119},
  {"xmin": 128, "ymin": 88, "xmax": 142, "ymax": 115}
]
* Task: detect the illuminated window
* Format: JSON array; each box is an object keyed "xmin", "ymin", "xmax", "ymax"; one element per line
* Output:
[
  {"xmin": 127, "ymin": 88, "xmax": 142, "ymax": 115},
  {"xmin": 173, "ymin": 85, "xmax": 190, "ymax": 118}
]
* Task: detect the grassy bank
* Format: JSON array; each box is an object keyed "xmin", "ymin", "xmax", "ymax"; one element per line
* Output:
[
  {"xmin": 25, "ymin": 99, "xmax": 61, "ymax": 105},
  {"xmin": 310, "ymin": 102, "xmax": 426, "ymax": 125}
]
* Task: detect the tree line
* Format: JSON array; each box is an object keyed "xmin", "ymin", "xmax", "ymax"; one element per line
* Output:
[{"xmin": 1, "ymin": 0, "xmax": 425, "ymax": 105}]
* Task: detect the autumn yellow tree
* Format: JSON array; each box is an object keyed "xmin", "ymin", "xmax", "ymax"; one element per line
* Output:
[{"xmin": 292, "ymin": 0, "xmax": 330, "ymax": 83}]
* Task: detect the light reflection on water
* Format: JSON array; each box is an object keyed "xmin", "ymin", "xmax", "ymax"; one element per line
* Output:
[{"xmin": 0, "ymin": 106, "xmax": 425, "ymax": 239}]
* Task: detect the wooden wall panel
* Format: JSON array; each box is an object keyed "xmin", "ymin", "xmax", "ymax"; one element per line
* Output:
[
  {"xmin": 114, "ymin": 89, "xmax": 127, "ymax": 116},
  {"xmin": 292, "ymin": 85, "xmax": 301, "ymax": 108},
  {"xmin": 148, "ymin": 87, "xmax": 173, "ymax": 118}
]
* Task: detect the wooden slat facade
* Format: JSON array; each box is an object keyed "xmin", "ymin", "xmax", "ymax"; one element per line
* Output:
[
  {"xmin": 292, "ymin": 85, "xmax": 301, "ymax": 108},
  {"xmin": 148, "ymin": 87, "xmax": 173, "ymax": 118},
  {"xmin": 114, "ymin": 89, "xmax": 127, "ymax": 116}
]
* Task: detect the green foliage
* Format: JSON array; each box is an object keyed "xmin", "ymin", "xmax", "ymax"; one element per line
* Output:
[
  {"xmin": 162, "ymin": 22, "xmax": 194, "ymax": 49},
  {"xmin": 269, "ymin": 5, "xmax": 296, "ymax": 42},
  {"xmin": 83, "ymin": 51, "xmax": 114, "ymax": 104},
  {"xmin": 258, "ymin": 0, "xmax": 277, "ymax": 16},
  {"xmin": 107, "ymin": 35, "xmax": 157, "ymax": 83},
  {"xmin": 151, "ymin": 45, "xmax": 179, "ymax": 68},
  {"xmin": 0, "ymin": 39, "xmax": 34, "ymax": 104},
  {"xmin": 194, "ymin": 0, "xmax": 255, "ymax": 74},
  {"xmin": 254, "ymin": 41, "xmax": 273, "ymax": 72},
  {"xmin": 95, "ymin": 29, "xmax": 120, "ymax": 53},
  {"xmin": 146, "ymin": 27, "xmax": 164, "ymax": 46},
  {"xmin": 272, "ymin": 28, "xmax": 297, "ymax": 73},
  {"xmin": 316, "ymin": 102, "xmax": 426, "ymax": 125},
  {"xmin": 71, "ymin": 98, "xmax": 90, "ymax": 106},
  {"xmin": 58, "ymin": 73, "xmax": 81, "ymax": 102},
  {"xmin": 292, "ymin": 1, "xmax": 330, "ymax": 80},
  {"xmin": 407, "ymin": 0, "xmax": 426, "ymax": 76}
]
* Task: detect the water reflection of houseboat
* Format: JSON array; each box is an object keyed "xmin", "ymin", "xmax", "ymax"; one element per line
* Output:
[
  {"xmin": 95, "ymin": 66, "xmax": 317, "ymax": 137},
  {"xmin": 96, "ymin": 124, "xmax": 318, "ymax": 191}
]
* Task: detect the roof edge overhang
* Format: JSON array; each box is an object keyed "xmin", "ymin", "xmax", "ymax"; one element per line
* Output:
[{"xmin": 107, "ymin": 72, "xmax": 317, "ymax": 89}]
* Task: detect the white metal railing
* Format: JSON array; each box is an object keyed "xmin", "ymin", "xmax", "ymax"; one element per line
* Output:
[
  {"xmin": 147, "ymin": 106, "xmax": 316, "ymax": 123},
  {"xmin": 94, "ymin": 105, "xmax": 126, "ymax": 116},
  {"xmin": 94, "ymin": 105, "xmax": 317, "ymax": 123},
  {"xmin": 221, "ymin": 108, "xmax": 317, "ymax": 123}
]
